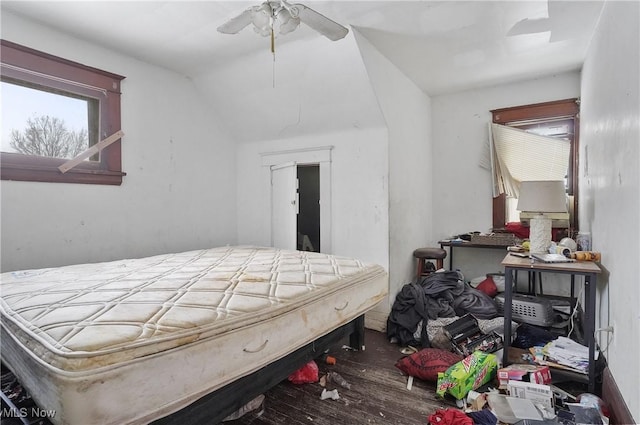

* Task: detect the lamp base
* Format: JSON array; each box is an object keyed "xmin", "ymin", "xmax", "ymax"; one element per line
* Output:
[{"xmin": 529, "ymin": 215, "xmax": 552, "ymax": 253}]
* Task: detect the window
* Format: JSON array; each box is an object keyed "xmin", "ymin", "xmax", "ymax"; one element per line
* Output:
[
  {"xmin": 490, "ymin": 98, "xmax": 580, "ymax": 231},
  {"xmin": 0, "ymin": 40, "xmax": 125, "ymax": 185}
]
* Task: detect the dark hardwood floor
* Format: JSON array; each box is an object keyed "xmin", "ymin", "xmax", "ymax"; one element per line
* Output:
[{"xmin": 229, "ymin": 329, "xmax": 456, "ymax": 425}]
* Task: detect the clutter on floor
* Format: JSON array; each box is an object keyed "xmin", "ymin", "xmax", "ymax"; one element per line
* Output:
[
  {"xmin": 288, "ymin": 359, "xmax": 320, "ymax": 384},
  {"xmin": 395, "ymin": 347, "xmax": 463, "ymax": 382},
  {"xmin": 443, "ymin": 314, "xmax": 504, "ymax": 356},
  {"xmin": 2, "ymin": 326, "xmax": 610, "ymax": 425},
  {"xmin": 418, "ymin": 349, "xmax": 609, "ymax": 424},
  {"xmin": 387, "ymin": 270, "xmax": 500, "ymax": 348},
  {"xmin": 223, "ymin": 395, "xmax": 265, "ymax": 421},
  {"xmin": 435, "ymin": 351, "xmax": 498, "ymax": 400},
  {"xmin": 388, "ymin": 256, "xmax": 609, "ymax": 425}
]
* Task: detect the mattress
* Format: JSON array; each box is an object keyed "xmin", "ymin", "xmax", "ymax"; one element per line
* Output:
[{"xmin": 0, "ymin": 246, "xmax": 387, "ymax": 425}]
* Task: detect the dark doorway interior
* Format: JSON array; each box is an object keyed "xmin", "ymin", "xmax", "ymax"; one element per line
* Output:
[{"xmin": 297, "ymin": 165, "xmax": 320, "ymax": 252}]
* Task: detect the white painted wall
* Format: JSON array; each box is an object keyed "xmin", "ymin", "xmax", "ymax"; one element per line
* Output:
[
  {"xmin": 235, "ymin": 128, "xmax": 391, "ymax": 331},
  {"xmin": 191, "ymin": 30, "xmax": 384, "ymax": 144},
  {"xmin": 235, "ymin": 127, "xmax": 389, "ymax": 268},
  {"xmin": 353, "ymin": 30, "xmax": 433, "ymax": 318},
  {"xmin": 579, "ymin": 0, "xmax": 639, "ymax": 420},
  {"xmin": 431, "ymin": 72, "xmax": 581, "ymax": 287},
  {"xmin": 0, "ymin": 12, "xmax": 237, "ymax": 272}
]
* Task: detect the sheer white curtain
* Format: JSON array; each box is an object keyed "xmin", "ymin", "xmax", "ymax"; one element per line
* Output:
[{"xmin": 489, "ymin": 123, "xmax": 571, "ymax": 199}]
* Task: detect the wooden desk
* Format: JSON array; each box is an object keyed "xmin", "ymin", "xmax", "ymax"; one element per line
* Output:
[
  {"xmin": 501, "ymin": 254, "xmax": 602, "ymax": 392},
  {"xmin": 439, "ymin": 240, "xmax": 510, "ymax": 271},
  {"xmin": 440, "ymin": 241, "xmax": 543, "ymax": 294}
]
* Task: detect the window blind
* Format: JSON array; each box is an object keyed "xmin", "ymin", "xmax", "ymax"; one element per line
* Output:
[{"xmin": 489, "ymin": 123, "xmax": 570, "ymax": 198}]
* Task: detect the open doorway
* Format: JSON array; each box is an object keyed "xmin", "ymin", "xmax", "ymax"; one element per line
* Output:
[
  {"xmin": 297, "ymin": 164, "xmax": 320, "ymax": 252},
  {"xmin": 264, "ymin": 146, "xmax": 332, "ymax": 253}
]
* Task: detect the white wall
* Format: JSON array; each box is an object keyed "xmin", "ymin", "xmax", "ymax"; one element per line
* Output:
[
  {"xmin": 235, "ymin": 127, "xmax": 389, "ymax": 329},
  {"xmin": 0, "ymin": 12, "xmax": 237, "ymax": 272},
  {"xmin": 431, "ymin": 72, "xmax": 581, "ymax": 285},
  {"xmin": 191, "ymin": 30, "xmax": 385, "ymax": 144},
  {"xmin": 235, "ymin": 127, "xmax": 389, "ymax": 267},
  {"xmin": 579, "ymin": 0, "xmax": 639, "ymax": 420},
  {"xmin": 353, "ymin": 30, "xmax": 434, "ymax": 319}
]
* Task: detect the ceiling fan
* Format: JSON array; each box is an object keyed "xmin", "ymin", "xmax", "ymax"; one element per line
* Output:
[{"xmin": 217, "ymin": 0, "xmax": 349, "ymax": 51}]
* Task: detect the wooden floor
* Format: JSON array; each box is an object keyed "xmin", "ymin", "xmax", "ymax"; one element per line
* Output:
[{"xmin": 229, "ymin": 329, "xmax": 456, "ymax": 425}]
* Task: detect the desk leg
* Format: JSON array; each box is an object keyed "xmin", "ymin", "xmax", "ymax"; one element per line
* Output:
[
  {"xmin": 585, "ymin": 273, "xmax": 597, "ymax": 393},
  {"xmin": 439, "ymin": 244, "xmax": 453, "ymax": 271},
  {"xmin": 503, "ymin": 267, "xmax": 514, "ymax": 367}
]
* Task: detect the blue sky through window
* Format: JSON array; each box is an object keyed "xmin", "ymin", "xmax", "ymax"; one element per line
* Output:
[{"xmin": 1, "ymin": 81, "xmax": 89, "ymax": 154}]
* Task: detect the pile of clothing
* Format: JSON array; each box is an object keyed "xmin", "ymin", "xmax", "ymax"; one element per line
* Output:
[{"xmin": 387, "ymin": 271, "xmax": 498, "ymax": 347}]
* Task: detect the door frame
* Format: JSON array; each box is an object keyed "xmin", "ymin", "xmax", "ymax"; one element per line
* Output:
[{"xmin": 261, "ymin": 146, "xmax": 333, "ymax": 253}]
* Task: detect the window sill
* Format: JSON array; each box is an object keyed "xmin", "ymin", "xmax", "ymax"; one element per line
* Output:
[{"xmin": 1, "ymin": 155, "xmax": 125, "ymax": 186}]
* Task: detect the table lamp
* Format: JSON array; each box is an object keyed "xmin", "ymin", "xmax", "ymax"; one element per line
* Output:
[{"xmin": 517, "ymin": 180, "xmax": 567, "ymax": 253}]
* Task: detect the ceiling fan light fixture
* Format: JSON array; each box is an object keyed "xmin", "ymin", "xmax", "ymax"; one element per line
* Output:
[
  {"xmin": 251, "ymin": 3, "xmax": 273, "ymax": 37},
  {"xmin": 277, "ymin": 7, "xmax": 300, "ymax": 35},
  {"xmin": 217, "ymin": 0, "xmax": 348, "ymax": 42}
]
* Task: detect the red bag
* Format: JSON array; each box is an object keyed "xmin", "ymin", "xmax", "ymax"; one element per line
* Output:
[
  {"xmin": 287, "ymin": 360, "xmax": 319, "ymax": 384},
  {"xmin": 476, "ymin": 276, "xmax": 498, "ymax": 297}
]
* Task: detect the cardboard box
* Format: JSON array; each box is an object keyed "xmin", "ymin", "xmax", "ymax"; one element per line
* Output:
[
  {"xmin": 436, "ymin": 351, "xmax": 498, "ymax": 400},
  {"xmin": 497, "ymin": 364, "xmax": 552, "ymax": 389},
  {"xmin": 507, "ymin": 380, "xmax": 554, "ymax": 410}
]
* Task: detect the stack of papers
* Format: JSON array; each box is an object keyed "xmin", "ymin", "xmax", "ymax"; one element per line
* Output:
[{"xmin": 539, "ymin": 336, "xmax": 597, "ymax": 373}]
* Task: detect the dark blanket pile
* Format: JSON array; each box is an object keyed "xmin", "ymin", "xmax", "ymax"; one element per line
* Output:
[{"xmin": 387, "ymin": 271, "xmax": 498, "ymax": 347}]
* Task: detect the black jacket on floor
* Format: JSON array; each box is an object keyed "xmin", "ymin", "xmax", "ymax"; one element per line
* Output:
[{"xmin": 387, "ymin": 271, "xmax": 497, "ymax": 347}]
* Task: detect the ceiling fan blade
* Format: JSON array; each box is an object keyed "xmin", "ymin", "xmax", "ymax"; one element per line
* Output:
[
  {"xmin": 292, "ymin": 4, "xmax": 348, "ymax": 41},
  {"xmin": 217, "ymin": 8, "xmax": 254, "ymax": 34}
]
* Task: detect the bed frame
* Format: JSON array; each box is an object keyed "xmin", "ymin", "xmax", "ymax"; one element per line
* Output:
[{"xmin": 151, "ymin": 315, "xmax": 365, "ymax": 424}]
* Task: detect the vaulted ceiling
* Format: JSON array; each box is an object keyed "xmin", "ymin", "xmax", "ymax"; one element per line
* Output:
[{"xmin": 1, "ymin": 1, "xmax": 604, "ymax": 142}]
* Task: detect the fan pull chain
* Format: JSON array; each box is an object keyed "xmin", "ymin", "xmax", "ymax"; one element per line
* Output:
[
  {"xmin": 271, "ymin": 28, "xmax": 276, "ymax": 88},
  {"xmin": 273, "ymin": 55, "xmax": 277, "ymax": 88}
]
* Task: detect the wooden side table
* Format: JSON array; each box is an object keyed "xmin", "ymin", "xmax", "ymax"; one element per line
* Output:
[{"xmin": 500, "ymin": 253, "xmax": 602, "ymax": 392}]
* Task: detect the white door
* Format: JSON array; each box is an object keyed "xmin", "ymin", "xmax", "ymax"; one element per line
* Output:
[{"xmin": 270, "ymin": 162, "xmax": 298, "ymax": 250}]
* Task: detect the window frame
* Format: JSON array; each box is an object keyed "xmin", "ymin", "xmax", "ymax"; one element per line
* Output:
[
  {"xmin": 490, "ymin": 98, "xmax": 580, "ymax": 231},
  {"xmin": 0, "ymin": 40, "xmax": 126, "ymax": 185}
]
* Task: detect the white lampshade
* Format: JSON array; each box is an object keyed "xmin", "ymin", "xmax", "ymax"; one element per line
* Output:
[
  {"xmin": 517, "ymin": 180, "xmax": 567, "ymax": 253},
  {"xmin": 517, "ymin": 180, "xmax": 567, "ymax": 213}
]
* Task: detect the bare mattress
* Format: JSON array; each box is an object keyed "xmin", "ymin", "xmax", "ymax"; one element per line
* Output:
[{"xmin": 0, "ymin": 246, "xmax": 388, "ymax": 425}]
